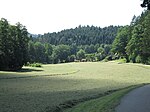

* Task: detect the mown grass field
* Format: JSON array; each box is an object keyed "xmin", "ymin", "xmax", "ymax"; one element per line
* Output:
[{"xmin": 0, "ymin": 62, "xmax": 150, "ymax": 112}]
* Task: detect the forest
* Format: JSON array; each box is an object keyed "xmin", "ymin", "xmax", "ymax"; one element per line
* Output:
[
  {"xmin": 0, "ymin": 11, "xmax": 150, "ymax": 71},
  {"xmin": 112, "ymin": 11, "xmax": 150, "ymax": 64},
  {"xmin": 29, "ymin": 25, "xmax": 120, "ymax": 64}
]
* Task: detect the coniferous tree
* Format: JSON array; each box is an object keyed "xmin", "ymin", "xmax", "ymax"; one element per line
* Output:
[
  {"xmin": 141, "ymin": 11, "xmax": 150, "ymax": 64},
  {"xmin": 111, "ymin": 26, "xmax": 129, "ymax": 58},
  {"xmin": 126, "ymin": 25, "xmax": 144, "ymax": 63}
]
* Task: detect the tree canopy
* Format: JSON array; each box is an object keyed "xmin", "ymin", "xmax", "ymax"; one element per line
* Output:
[
  {"xmin": 35, "ymin": 25, "xmax": 120, "ymax": 46},
  {"xmin": 141, "ymin": 0, "xmax": 150, "ymax": 10},
  {"xmin": 1, "ymin": 9, "xmax": 150, "ymax": 69},
  {"xmin": 0, "ymin": 18, "xmax": 29, "ymax": 70},
  {"xmin": 112, "ymin": 11, "xmax": 150, "ymax": 64}
]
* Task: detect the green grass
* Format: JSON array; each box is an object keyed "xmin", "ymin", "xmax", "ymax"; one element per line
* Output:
[
  {"xmin": 0, "ymin": 62, "xmax": 150, "ymax": 112},
  {"xmin": 64, "ymin": 84, "xmax": 144, "ymax": 112},
  {"xmin": 0, "ymin": 63, "xmax": 78, "ymax": 78},
  {"xmin": 114, "ymin": 58, "xmax": 127, "ymax": 63},
  {"xmin": 26, "ymin": 62, "xmax": 42, "ymax": 67}
]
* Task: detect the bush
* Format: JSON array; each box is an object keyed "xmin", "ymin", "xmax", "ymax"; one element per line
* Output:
[
  {"xmin": 102, "ymin": 58, "xmax": 109, "ymax": 62},
  {"xmin": 25, "ymin": 62, "xmax": 42, "ymax": 67},
  {"xmin": 105, "ymin": 55, "xmax": 113, "ymax": 61},
  {"xmin": 68, "ymin": 55, "xmax": 75, "ymax": 62},
  {"xmin": 32, "ymin": 63, "xmax": 42, "ymax": 67},
  {"xmin": 129, "ymin": 55, "xmax": 136, "ymax": 63},
  {"xmin": 147, "ymin": 57, "xmax": 150, "ymax": 65},
  {"xmin": 95, "ymin": 53, "xmax": 106, "ymax": 61},
  {"xmin": 85, "ymin": 54, "xmax": 96, "ymax": 62},
  {"xmin": 117, "ymin": 58, "xmax": 127, "ymax": 63},
  {"xmin": 135, "ymin": 55, "xmax": 142, "ymax": 63}
]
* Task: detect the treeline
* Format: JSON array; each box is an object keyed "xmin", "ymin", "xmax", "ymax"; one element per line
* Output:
[
  {"xmin": 112, "ymin": 11, "xmax": 150, "ymax": 64},
  {"xmin": 32, "ymin": 11, "xmax": 150, "ymax": 65},
  {"xmin": 0, "ymin": 18, "xmax": 29, "ymax": 70},
  {"xmin": 28, "ymin": 41, "xmax": 111, "ymax": 64},
  {"xmin": 36, "ymin": 25, "xmax": 120, "ymax": 45},
  {"xmin": 1, "ymin": 11, "xmax": 150, "ymax": 71},
  {"xmin": 0, "ymin": 19, "xmax": 119, "ymax": 70},
  {"xmin": 29, "ymin": 25, "xmax": 120, "ymax": 64}
]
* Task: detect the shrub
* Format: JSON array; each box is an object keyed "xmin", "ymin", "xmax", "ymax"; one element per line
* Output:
[
  {"xmin": 25, "ymin": 62, "xmax": 42, "ymax": 67},
  {"xmin": 102, "ymin": 58, "xmax": 109, "ymax": 62},
  {"xmin": 32, "ymin": 63, "xmax": 42, "ymax": 67},
  {"xmin": 135, "ymin": 55, "xmax": 142, "ymax": 63},
  {"xmin": 118, "ymin": 58, "xmax": 127, "ymax": 63},
  {"xmin": 147, "ymin": 57, "xmax": 150, "ymax": 65},
  {"xmin": 129, "ymin": 55, "xmax": 136, "ymax": 63},
  {"xmin": 105, "ymin": 55, "xmax": 113, "ymax": 61}
]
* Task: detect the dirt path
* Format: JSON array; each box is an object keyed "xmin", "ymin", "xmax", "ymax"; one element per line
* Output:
[{"xmin": 116, "ymin": 84, "xmax": 150, "ymax": 112}]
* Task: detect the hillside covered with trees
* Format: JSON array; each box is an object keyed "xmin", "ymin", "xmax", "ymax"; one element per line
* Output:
[
  {"xmin": 0, "ymin": 10, "xmax": 150, "ymax": 71},
  {"xmin": 29, "ymin": 25, "xmax": 121, "ymax": 63},
  {"xmin": 36, "ymin": 25, "xmax": 119, "ymax": 45},
  {"xmin": 30, "ymin": 11, "xmax": 150, "ymax": 65}
]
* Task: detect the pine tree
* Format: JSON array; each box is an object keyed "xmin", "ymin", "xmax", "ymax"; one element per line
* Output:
[
  {"xmin": 111, "ymin": 26, "xmax": 129, "ymax": 58},
  {"xmin": 141, "ymin": 11, "xmax": 150, "ymax": 64}
]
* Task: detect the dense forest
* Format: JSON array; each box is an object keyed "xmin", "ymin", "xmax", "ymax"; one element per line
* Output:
[
  {"xmin": 29, "ymin": 25, "xmax": 120, "ymax": 63},
  {"xmin": 36, "ymin": 25, "xmax": 120, "ymax": 45},
  {"xmin": 112, "ymin": 10, "xmax": 150, "ymax": 64},
  {"xmin": 0, "ymin": 10, "xmax": 150, "ymax": 71},
  {"xmin": 29, "ymin": 11, "xmax": 150, "ymax": 64}
]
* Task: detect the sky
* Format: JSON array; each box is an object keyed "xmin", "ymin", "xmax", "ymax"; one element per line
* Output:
[{"xmin": 0, "ymin": 0, "xmax": 145, "ymax": 34}]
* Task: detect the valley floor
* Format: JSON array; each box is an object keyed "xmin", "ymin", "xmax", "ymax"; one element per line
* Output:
[{"xmin": 0, "ymin": 62, "xmax": 150, "ymax": 112}]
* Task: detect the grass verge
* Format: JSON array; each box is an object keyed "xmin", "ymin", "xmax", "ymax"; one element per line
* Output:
[{"xmin": 64, "ymin": 84, "xmax": 146, "ymax": 112}]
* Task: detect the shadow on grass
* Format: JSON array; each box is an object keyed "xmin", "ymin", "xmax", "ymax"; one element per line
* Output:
[
  {"xmin": 45, "ymin": 84, "xmax": 148, "ymax": 112},
  {"xmin": 0, "ymin": 69, "xmax": 79, "ymax": 80}
]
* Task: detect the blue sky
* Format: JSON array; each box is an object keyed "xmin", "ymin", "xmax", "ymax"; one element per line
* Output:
[{"xmin": 0, "ymin": 0, "xmax": 145, "ymax": 34}]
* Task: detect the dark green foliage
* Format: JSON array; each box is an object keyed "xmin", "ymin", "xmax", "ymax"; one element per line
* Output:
[
  {"xmin": 126, "ymin": 25, "xmax": 144, "ymax": 63},
  {"xmin": 28, "ymin": 41, "xmax": 53, "ymax": 63},
  {"xmin": 31, "ymin": 26, "xmax": 119, "ymax": 64},
  {"xmin": 112, "ymin": 11, "xmax": 150, "ymax": 64},
  {"xmin": 45, "ymin": 43, "xmax": 53, "ymax": 56},
  {"xmin": 85, "ymin": 54, "xmax": 96, "ymax": 62},
  {"xmin": 126, "ymin": 11, "xmax": 150, "ymax": 64},
  {"xmin": 76, "ymin": 49, "xmax": 86, "ymax": 61},
  {"xmin": 68, "ymin": 55, "xmax": 76, "ymax": 62},
  {"xmin": 141, "ymin": 0, "xmax": 150, "ymax": 10},
  {"xmin": 34, "ymin": 42, "xmax": 46, "ymax": 63},
  {"xmin": 0, "ymin": 18, "xmax": 10, "ymax": 70},
  {"xmin": 141, "ymin": 12, "xmax": 150, "ymax": 64},
  {"xmin": 112, "ymin": 26, "xmax": 129, "ymax": 57},
  {"xmin": 95, "ymin": 53, "xmax": 105, "ymax": 61},
  {"xmin": 29, "ymin": 11, "xmax": 149, "ymax": 65},
  {"xmin": 36, "ymin": 25, "xmax": 120, "ymax": 46},
  {"xmin": 97, "ymin": 47, "xmax": 105, "ymax": 54},
  {"xmin": 26, "ymin": 62, "xmax": 42, "ymax": 67},
  {"xmin": 135, "ymin": 55, "xmax": 142, "ymax": 63},
  {"xmin": 53, "ymin": 45, "xmax": 71, "ymax": 63},
  {"xmin": 85, "ymin": 44, "xmax": 97, "ymax": 54},
  {"xmin": 0, "ymin": 18, "xmax": 29, "ymax": 71},
  {"xmin": 28, "ymin": 41, "xmax": 36, "ymax": 63}
]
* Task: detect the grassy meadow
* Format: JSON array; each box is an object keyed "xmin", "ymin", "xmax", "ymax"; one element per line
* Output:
[{"xmin": 0, "ymin": 62, "xmax": 150, "ymax": 112}]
